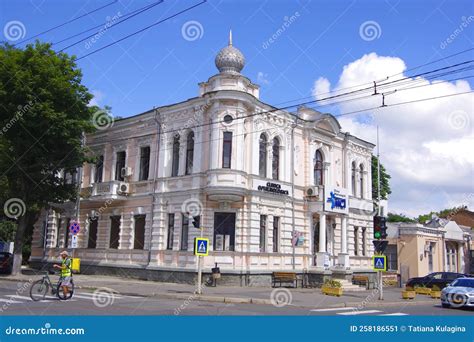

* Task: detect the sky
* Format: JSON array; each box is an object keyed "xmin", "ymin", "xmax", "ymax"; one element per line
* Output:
[{"xmin": 1, "ymin": 0, "xmax": 473, "ymax": 217}]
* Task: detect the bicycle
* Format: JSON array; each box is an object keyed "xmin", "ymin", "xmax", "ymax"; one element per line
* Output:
[{"xmin": 29, "ymin": 270, "xmax": 74, "ymax": 301}]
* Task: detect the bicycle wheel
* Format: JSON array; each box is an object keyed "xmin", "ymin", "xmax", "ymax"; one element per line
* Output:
[
  {"xmin": 30, "ymin": 280, "xmax": 49, "ymax": 301},
  {"xmin": 56, "ymin": 278, "xmax": 74, "ymax": 300}
]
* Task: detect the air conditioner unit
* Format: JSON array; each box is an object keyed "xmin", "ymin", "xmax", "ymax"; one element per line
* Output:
[
  {"xmin": 305, "ymin": 186, "xmax": 320, "ymax": 198},
  {"xmin": 120, "ymin": 167, "xmax": 132, "ymax": 178},
  {"xmin": 117, "ymin": 182, "xmax": 130, "ymax": 195}
]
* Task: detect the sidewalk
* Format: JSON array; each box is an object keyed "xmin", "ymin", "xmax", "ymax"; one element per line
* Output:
[{"xmin": 0, "ymin": 268, "xmax": 437, "ymax": 309}]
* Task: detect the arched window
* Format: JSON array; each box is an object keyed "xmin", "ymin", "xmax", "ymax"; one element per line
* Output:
[
  {"xmin": 359, "ymin": 164, "xmax": 364, "ymax": 198},
  {"xmin": 259, "ymin": 134, "xmax": 267, "ymax": 177},
  {"xmin": 171, "ymin": 134, "xmax": 180, "ymax": 177},
  {"xmin": 272, "ymin": 137, "xmax": 280, "ymax": 180},
  {"xmin": 185, "ymin": 131, "xmax": 194, "ymax": 175},
  {"xmin": 314, "ymin": 150, "xmax": 323, "ymax": 185},
  {"xmin": 351, "ymin": 161, "xmax": 357, "ymax": 196}
]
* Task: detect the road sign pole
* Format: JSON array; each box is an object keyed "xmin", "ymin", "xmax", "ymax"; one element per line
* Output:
[
  {"xmin": 197, "ymin": 228, "xmax": 203, "ymax": 295},
  {"xmin": 378, "ymin": 270, "xmax": 383, "ymax": 300}
]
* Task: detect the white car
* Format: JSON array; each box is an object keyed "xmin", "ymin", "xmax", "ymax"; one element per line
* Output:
[{"xmin": 440, "ymin": 277, "xmax": 474, "ymax": 308}]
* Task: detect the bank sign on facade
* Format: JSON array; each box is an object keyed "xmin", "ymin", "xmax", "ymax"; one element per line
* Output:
[{"xmin": 324, "ymin": 186, "xmax": 349, "ymax": 214}]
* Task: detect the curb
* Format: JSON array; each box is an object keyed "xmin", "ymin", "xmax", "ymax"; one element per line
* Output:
[{"xmin": 0, "ymin": 276, "xmax": 437, "ymax": 308}]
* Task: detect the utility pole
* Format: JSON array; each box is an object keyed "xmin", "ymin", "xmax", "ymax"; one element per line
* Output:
[
  {"xmin": 72, "ymin": 132, "xmax": 85, "ymax": 259},
  {"xmin": 291, "ymin": 117, "xmax": 297, "ymax": 270},
  {"xmin": 377, "ymin": 125, "xmax": 383, "ymax": 300}
]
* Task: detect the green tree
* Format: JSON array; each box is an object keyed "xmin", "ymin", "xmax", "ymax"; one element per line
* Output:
[
  {"xmin": 417, "ymin": 206, "xmax": 466, "ymax": 223},
  {"xmin": 0, "ymin": 221, "xmax": 17, "ymax": 242},
  {"xmin": 387, "ymin": 213, "xmax": 415, "ymax": 223},
  {"xmin": 0, "ymin": 42, "xmax": 97, "ymax": 274},
  {"xmin": 371, "ymin": 155, "xmax": 391, "ymax": 200}
]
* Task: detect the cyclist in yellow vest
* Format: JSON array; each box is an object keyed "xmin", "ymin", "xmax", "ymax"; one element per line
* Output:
[{"xmin": 53, "ymin": 250, "xmax": 72, "ymax": 298}]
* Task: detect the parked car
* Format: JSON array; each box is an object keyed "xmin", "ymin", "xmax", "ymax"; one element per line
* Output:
[
  {"xmin": 406, "ymin": 272, "xmax": 470, "ymax": 289},
  {"xmin": 441, "ymin": 277, "xmax": 474, "ymax": 308},
  {"xmin": 0, "ymin": 252, "xmax": 13, "ymax": 274}
]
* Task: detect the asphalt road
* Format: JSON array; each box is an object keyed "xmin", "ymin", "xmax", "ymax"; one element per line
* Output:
[{"xmin": 0, "ymin": 280, "xmax": 472, "ymax": 316}]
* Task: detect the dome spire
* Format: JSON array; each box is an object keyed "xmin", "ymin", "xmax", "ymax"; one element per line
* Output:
[{"xmin": 215, "ymin": 31, "xmax": 245, "ymax": 75}]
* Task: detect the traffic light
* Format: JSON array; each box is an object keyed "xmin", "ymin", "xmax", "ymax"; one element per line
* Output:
[
  {"xmin": 188, "ymin": 214, "xmax": 200, "ymax": 229},
  {"xmin": 373, "ymin": 216, "xmax": 387, "ymax": 239}
]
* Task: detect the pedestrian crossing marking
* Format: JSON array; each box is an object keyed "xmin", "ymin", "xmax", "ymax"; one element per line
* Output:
[
  {"xmin": 337, "ymin": 310, "xmax": 383, "ymax": 315},
  {"xmin": 0, "ymin": 298, "xmax": 22, "ymax": 303},
  {"xmin": 311, "ymin": 307, "xmax": 356, "ymax": 312},
  {"xmin": 380, "ymin": 313, "xmax": 409, "ymax": 316},
  {"xmin": 310, "ymin": 307, "xmax": 409, "ymax": 316},
  {"xmin": 5, "ymin": 295, "xmax": 54, "ymax": 302}
]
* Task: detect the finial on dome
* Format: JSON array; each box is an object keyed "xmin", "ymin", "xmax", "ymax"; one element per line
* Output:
[{"xmin": 215, "ymin": 31, "xmax": 245, "ymax": 75}]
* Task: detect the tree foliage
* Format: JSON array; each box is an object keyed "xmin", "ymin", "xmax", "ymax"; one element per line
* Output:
[
  {"xmin": 0, "ymin": 221, "xmax": 17, "ymax": 242},
  {"xmin": 0, "ymin": 42, "xmax": 97, "ymax": 273},
  {"xmin": 387, "ymin": 213, "xmax": 415, "ymax": 223},
  {"xmin": 371, "ymin": 155, "xmax": 391, "ymax": 200}
]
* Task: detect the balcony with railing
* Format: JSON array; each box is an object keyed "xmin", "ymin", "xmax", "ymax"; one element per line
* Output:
[{"xmin": 80, "ymin": 181, "xmax": 129, "ymax": 202}]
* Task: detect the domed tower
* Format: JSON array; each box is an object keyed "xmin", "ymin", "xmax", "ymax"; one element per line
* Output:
[
  {"xmin": 199, "ymin": 30, "xmax": 259, "ymax": 99},
  {"xmin": 215, "ymin": 30, "xmax": 245, "ymax": 75}
]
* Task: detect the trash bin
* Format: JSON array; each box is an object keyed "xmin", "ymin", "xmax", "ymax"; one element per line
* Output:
[
  {"xmin": 211, "ymin": 263, "xmax": 221, "ymax": 280},
  {"xmin": 71, "ymin": 258, "xmax": 80, "ymax": 273}
]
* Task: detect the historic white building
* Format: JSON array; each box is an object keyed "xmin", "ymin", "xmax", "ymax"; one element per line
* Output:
[{"xmin": 31, "ymin": 33, "xmax": 376, "ymax": 285}]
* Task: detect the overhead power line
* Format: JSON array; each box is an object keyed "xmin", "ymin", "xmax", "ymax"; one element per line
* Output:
[
  {"xmin": 272, "ymin": 47, "xmax": 474, "ymax": 107},
  {"xmin": 76, "ymin": 0, "xmax": 207, "ymax": 61},
  {"xmin": 13, "ymin": 0, "xmax": 119, "ymax": 46},
  {"xmin": 58, "ymin": 0, "xmax": 165, "ymax": 52},
  {"xmin": 153, "ymin": 61, "xmax": 474, "ymax": 137},
  {"xmin": 95, "ymin": 91, "xmax": 473, "ymax": 152}
]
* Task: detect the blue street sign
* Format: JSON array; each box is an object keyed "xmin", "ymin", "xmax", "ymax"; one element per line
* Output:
[
  {"xmin": 372, "ymin": 255, "xmax": 387, "ymax": 271},
  {"xmin": 69, "ymin": 221, "xmax": 80, "ymax": 235},
  {"xmin": 194, "ymin": 238, "xmax": 209, "ymax": 256}
]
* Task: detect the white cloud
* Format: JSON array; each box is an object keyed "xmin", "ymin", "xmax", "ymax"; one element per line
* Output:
[
  {"xmin": 317, "ymin": 53, "xmax": 474, "ymax": 216},
  {"xmin": 312, "ymin": 76, "xmax": 331, "ymax": 100},
  {"xmin": 89, "ymin": 90, "xmax": 104, "ymax": 106},
  {"xmin": 257, "ymin": 72, "xmax": 270, "ymax": 85}
]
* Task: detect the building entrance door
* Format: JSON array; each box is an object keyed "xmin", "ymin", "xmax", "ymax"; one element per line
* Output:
[
  {"xmin": 213, "ymin": 212, "xmax": 236, "ymax": 251},
  {"xmin": 313, "ymin": 221, "xmax": 320, "ymax": 266},
  {"xmin": 428, "ymin": 243, "xmax": 434, "ymax": 273}
]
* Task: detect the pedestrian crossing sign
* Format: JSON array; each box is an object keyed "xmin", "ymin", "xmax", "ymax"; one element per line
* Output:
[
  {"xmin": 194, "ymin": 238, "xmax": 209, "ymax": 256},
  {"xmin": 372, "ymin": 255, "xmax": 387, "ymax": 271}
]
